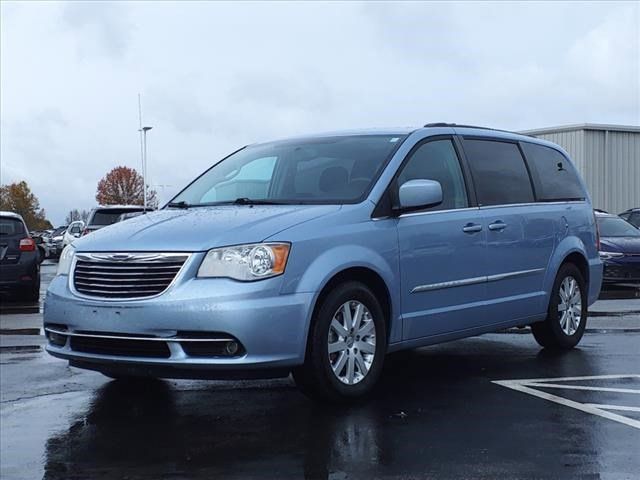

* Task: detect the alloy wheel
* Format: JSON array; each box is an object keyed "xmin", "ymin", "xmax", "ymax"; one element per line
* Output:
[
  {"xmin": 327, "ymin": 300, "xmax": 377, "ymax": 385},
  {"xmin": 558, "ymin": 276, "xmax": 582, "ymax": 336}
]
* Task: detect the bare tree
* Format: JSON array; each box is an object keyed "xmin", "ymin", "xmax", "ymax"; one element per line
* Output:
[{"xmin": 65, "ymin": 209, "xmax": 90, "ymax": 224}]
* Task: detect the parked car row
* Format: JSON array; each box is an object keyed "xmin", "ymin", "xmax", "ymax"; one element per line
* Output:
[
  {"xmin": 1, "ymin": 205, "xmax": 153, "ymax": 303},
  {"xmin": 28, "ymin": 205, "xmax": 153, "ymax": 260}
]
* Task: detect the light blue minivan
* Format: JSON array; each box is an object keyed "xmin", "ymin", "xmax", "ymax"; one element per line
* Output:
[{"xmin": 44, "ymin": 124, "xmax": 603, "ymax": 401}]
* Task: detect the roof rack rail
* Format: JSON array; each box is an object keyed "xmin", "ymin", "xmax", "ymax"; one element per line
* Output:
[{"xmin": 423, "ymin": 123, "xmax": 515, "ymax": 134}]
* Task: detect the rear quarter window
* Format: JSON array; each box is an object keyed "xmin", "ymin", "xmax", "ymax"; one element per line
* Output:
[{"xmin": 520, "ymin": 142, "xmax": 586, "ymax": 202}]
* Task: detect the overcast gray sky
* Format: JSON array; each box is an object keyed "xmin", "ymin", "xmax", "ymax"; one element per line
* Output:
[{"xmin": 1, "ymin": 1, "xmax": 638, "ymax": 225}]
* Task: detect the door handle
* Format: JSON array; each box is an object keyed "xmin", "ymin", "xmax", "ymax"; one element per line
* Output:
[
  {"xmin": 488, "ymin": 221, "xmax": 507, "ymax": 231},
  {"xmin": 462, "ymin": 223, "xmax": 483, "ymax": 233}
]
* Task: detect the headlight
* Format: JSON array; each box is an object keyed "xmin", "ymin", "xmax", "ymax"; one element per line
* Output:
[
  {"xmin": 56, "ymin": 245, "xmax": 75, "ymax": 276},
  {"xmin": 599, "ymin": 251, "xmax": 624, "ymax": 260},
  {"xmin": 197, "ymin": 243, "xmax": 290, "ymax": 281}
]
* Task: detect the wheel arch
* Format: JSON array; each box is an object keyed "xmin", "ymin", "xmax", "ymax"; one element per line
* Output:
[
  {"xmin": 316, "ymin": 267, "xmax": 391, "ymax": 329},
  {"xmin": 560, "ymin": 251, "xmax": 589, "ymax": 288},
  {"xmin": 543, "ymin": 236, "xmax": 592, "ymax": 309}
]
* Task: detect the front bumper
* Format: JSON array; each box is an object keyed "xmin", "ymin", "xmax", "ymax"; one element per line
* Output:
[
  {"xmin": 43, "ymin": 273, "xmax": 315, "ymax": 378},
  {"xmin": 602, "ymin": 258, "xmax": 640, "ymax": 284}
]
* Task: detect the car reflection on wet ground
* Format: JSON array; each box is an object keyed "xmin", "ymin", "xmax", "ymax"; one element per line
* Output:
[
  {"xmin": 1, "ymin": 262, "xmax": 639, "ymax": 479},
  {"xmin": 1, "ymin": 332, "xmax": 639, "ymax": 480}
]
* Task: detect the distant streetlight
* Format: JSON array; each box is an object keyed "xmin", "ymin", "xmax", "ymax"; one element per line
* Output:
[
  {"xmin": 139, "ymin": 126, "xmax": 152, "ymax": 208},
  {"xmin": 137, "ymin": 94, "xmax": 153, "ymax": 209}
]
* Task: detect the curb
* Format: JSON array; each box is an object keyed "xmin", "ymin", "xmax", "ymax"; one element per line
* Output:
[
  {"xmin": 0, "ymin": 328, "xmax": 41, "ymax": 336},
  {"xmin": 0, "ymin": 345, "xmax": 42, "ymax": 353},
  {"xmin": 589, "ymin": 311, "xmax": 640, "ymax": 317},
  {"xmin": 499, "ymin": 326, "xmax": 640, "ymax": 334}
]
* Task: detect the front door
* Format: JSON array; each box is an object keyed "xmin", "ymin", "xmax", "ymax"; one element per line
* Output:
[{"xmin": 396, "ymin": 137, "xmax": 488, "ymax": 340}]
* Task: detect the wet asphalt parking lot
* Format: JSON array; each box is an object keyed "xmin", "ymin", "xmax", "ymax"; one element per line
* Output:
[{"xmin": 1, "ymin": 262, "xmax": 639, "ymax": 479}]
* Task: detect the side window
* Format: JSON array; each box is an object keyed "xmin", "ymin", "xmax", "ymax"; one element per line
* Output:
[
  {"xmin": 463, "ymin": 139, "xmax": 534, "ymax": 206},
  {"xmin": 397, "ymin": 139, "xmax": 468, "ymax": 211},
  {"xmin": 520, "ymin": 142, "xmax": 586, "ymax": 201}
]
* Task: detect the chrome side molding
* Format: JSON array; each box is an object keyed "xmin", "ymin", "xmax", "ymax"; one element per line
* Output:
[{"xmin": 411, "ymin": 268, "xmax": 545, "ymax": 293}]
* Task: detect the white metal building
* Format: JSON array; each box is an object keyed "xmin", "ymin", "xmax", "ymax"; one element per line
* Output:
[{"xmin": 520, "ymin": 124, "xmax": 640, "ymax": 213}]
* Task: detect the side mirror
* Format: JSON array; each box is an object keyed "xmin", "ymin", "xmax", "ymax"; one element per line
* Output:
[
  {"xmin": 73, "ymin": 232, "xmax": 80, "ymax": 238},
  {"xmin": 34, "ymin": 236, "xmax": 43, "ymax": 245},
  {"xmin": 398, "ymin": 179, "xmax": 443, "ymax": 210}
]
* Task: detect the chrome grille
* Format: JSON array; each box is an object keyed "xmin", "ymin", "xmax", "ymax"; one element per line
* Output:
[{"xmin": 72, "ymin": 253, "xmax": 189, "ymax": 299}]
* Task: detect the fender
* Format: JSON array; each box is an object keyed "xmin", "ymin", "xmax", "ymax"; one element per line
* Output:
[{"xmin": 283, "ymin": 243, "xmax": 402, "ymax": 345}]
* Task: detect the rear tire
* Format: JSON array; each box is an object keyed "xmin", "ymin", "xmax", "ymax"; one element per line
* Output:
[
  {"xmin": 22, "ymin": 272, "xmax": 40, "ymax": 302},
  {"xmin": 531, "ymin": 263, "xmax": 587, "ymax": 349},
  {"xmin": 293, "ymin": 281, "xmax": 387, "ymax": 402}
]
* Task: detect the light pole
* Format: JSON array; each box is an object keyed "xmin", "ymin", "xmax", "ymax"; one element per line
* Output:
[
  {"xmin": 140, "ymin": 126, "xmax": 152, "ymax": 208},
  {"xmin": 152, "ymin": 184, "xmax": 173, "ymax": 206}
]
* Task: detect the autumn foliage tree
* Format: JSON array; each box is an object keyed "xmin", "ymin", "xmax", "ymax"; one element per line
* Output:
[
  {"xmin": 95, "ymin": 166, "xmax": 157, "ymax": 208},
  {"xmin": 0, "ymin": 181, "xmax": 53, "ymax": 230}
]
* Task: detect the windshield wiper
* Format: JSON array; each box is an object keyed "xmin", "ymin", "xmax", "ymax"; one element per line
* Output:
[
  {"xmin": 230, "ymin": 198, "xmax": 286, "ymax": 205},
  {"xmin": 167, "ymin": 201, "xmax": 192, "ymax": 209}
]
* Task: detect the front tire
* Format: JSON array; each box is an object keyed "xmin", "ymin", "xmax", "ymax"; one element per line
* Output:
[
  {"xmin": 531, "ymin": 263, "xmax": 587, "ymax": 349},
  {"xmin": 293, "ymin": 281, "xmax": 387, "ymax": 402}
]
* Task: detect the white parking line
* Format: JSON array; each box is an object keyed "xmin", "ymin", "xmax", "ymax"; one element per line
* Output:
[
  {"xmin": 522, "ymin": 383, "xmax": 640, "ymax": 394},
  {"xmin": 585, "ymin": 404, "xmax": 640, "ymax": 412},
  {"xmin": 493, "ymin": 374, "xmax": 640, "ymax": 430}
]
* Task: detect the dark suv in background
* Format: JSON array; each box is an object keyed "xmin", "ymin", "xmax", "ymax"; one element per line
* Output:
[
  {"xmin": 82, "ymin": 205, "xmax": 153, "ymax": 236},
  {"xmin": 0, "ymin": 211, "xmax": 41, "ymax": 301}
]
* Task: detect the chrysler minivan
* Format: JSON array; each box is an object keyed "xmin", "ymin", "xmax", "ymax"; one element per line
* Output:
[{"xmin": 44, "ymin": 124, "xmax": 602, "ymax": 401}]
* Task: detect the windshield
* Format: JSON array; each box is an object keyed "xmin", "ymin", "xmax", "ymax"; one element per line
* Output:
[
  {"xmin": 170, "ymin": 135, "xmax": 406, "ymax": 206},
  {"xmin": 597, "ymin": 216, "xmax": 640, "ymax": 237}
]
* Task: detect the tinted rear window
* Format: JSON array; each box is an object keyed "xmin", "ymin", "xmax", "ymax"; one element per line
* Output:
[
  {"xmin": 520, "ymin": 142, "xmax": 585, "ymax": 201},
  {"xmin": 0, "ymin": 218, "xmax": 25, "ymax": 236},
  {"xmin": 463, "ymin": 139, "xmax": 534, "ymax": 206},
  {"xmin": 91, "ymin": 209, "xmax": 144, "ymax": 226}
]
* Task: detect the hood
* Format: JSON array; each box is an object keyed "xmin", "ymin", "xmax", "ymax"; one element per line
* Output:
[
  {"xmin": 600, "ymin": 236, "xmax": 640, "ymax": 254},
  {"xmin": 73, "ymin": 204, "xmax": 340, "ymax": 252}
]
